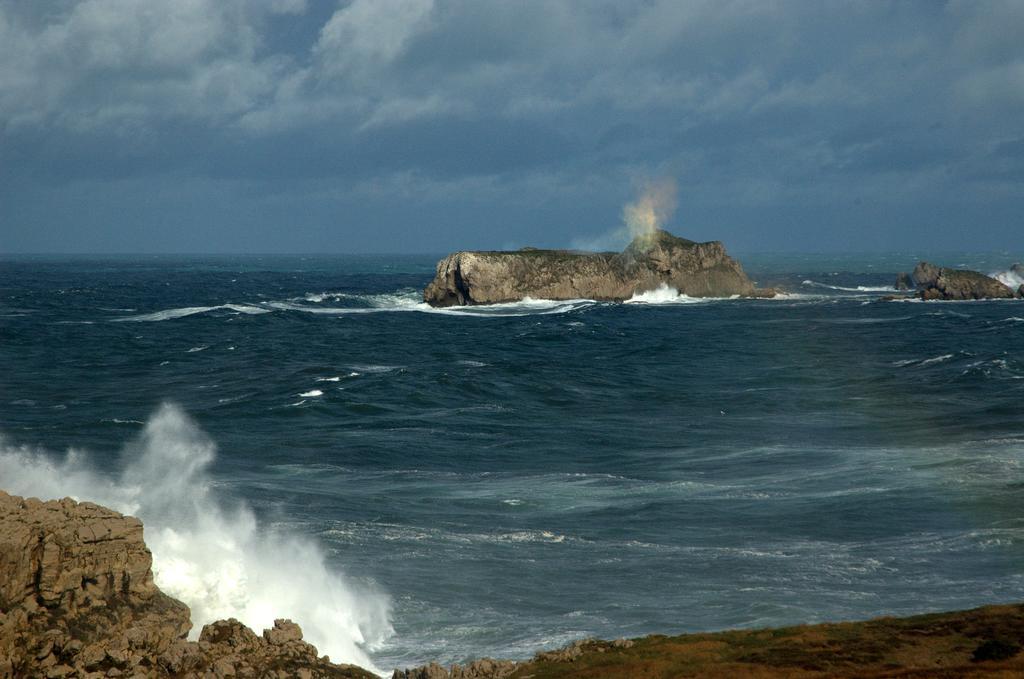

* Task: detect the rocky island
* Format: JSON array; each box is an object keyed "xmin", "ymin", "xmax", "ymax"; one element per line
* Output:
[
  {"xmin": 897, "ymin": 261, "xmax": 1024, "ymax": 300},
  {"xmin": 423, "ymin": 229, "xmax": 773, "ymax": 306},
  {"xmin": 6, "ymin": 488, "xmax": 1024, "ymax": 678}
]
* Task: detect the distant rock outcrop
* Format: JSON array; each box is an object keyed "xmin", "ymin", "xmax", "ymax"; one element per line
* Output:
[
  {"xmin": 423, "ymin": 229, "xmax": 772, "ymax": 306},
  {"xmin": 0, "ymin": 490, "xmax": 375, "ymax": 679},
  {"xmin": 906, "ymin": 261, "xmax": 1017, "ymax": 300},
  {"xmin": 894, "ymin": 272, "xmax": 914, "ymax": 291}
]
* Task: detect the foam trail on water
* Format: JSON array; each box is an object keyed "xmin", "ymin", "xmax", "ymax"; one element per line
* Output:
[
  {"xmin": 0, "ymin": 404, "xmax": 392, "ymax": 674},
  {"xmin": 115, "ymin": 304, "xmax": 270, "ymax": 322},
  {"xmin": 801, "ymin": 280, "xmax": 897, "ymax": 293}
]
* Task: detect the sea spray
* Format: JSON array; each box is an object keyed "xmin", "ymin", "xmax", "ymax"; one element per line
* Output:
[
  {"xmin": 0, "ymin": 404, "xmax": 392, "ymax": 674},
  {"xmin": 623, "ymin": 178, "xmax": 679, "ymax": 243},
  {"xmin": 571, "ymin": 177, "xmax": 680, "ymax": 251},
  {"xmin": 624, "ymin": 284, "xmax": 707, "ymax": 304}
]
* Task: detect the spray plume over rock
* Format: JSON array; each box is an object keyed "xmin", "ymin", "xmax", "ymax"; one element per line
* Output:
[
  {"xmin": 0, "ymin": 489, "xmax": 376, "ymax": 679},
  {"xmin": 425, "ymin": 179, "xmax": 772, "ymax": 306},
  {"xmin": 0, "ymin": 403, "xmax": 392, "ymax": 674}
]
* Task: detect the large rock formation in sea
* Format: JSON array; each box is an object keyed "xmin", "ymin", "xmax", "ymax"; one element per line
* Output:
[
  {"xmin": 900, "ymin": 261, "xmax": 1021, "ymax": 300},
  {"xmin": 0, "ymin": 490, "xmax": 375, "ymax": 679},
  {"xmin": 423, "ymin": 229, "xmax": 771, "ymax": 306}
]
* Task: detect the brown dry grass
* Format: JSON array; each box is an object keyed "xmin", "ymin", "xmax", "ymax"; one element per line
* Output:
[{"xmin": 507, "ymin": 603, "xmax": 1024, "ymax": 678}]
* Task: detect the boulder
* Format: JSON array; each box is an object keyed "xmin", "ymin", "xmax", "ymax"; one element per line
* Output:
[
  {"xmin": 894, "ymin": 272, "xmax": 913, "ymax": 291},
  {"xmin": 423, "ymin": 229, "xmax": 768, "ymax": 306},
  {"xmin": 911, "ymin": 261, "xmax": 1015, "ymax": 300}
]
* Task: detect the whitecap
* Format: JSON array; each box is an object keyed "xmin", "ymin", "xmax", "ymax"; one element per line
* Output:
[
  {"xmin": 186, "ymin": 346, "xmax": 208, "ymax": 353},
  {"xmin": 299, "ymin": 389, "xmax": 323, "ymax": 398},
  {"xmin": 350, "ymin": 365, "xmax": 400, "ymax": 374}
]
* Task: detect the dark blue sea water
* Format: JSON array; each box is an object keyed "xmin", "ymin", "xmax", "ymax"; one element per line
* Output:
[{"xmin": 2, "ymin": 252, "xmax": 1024, "ymax": 674}]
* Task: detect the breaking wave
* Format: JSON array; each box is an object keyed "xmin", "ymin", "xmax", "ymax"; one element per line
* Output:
[
  {"xmin": 992, "ymin": 267, "xmax": 1024, "ymax": 291},
  {"xmin": 624, "ymin": 284, "xmax": 710, "ymax": 305},
  {"xmin": 0, "ymin": 404, "xmax": 392, "ymax": 673}
]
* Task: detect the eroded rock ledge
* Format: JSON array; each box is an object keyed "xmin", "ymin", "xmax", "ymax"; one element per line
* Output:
[
  {"xmin": 0, "ymin": 490, "xmax": 375, "ymax": 679},
  {"xmin": 423, "ymin": 229, "xmax": 773, "ymax": 306}
]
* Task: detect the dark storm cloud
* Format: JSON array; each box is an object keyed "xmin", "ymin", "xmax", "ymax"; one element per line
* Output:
[{"xmin": 1, "ymin": 0, "xmax": 1022, "ymax": 252}]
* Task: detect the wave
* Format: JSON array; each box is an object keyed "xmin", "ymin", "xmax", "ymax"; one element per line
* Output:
[
  {"xmin": 624, "ymin": 284, "xmax": 710, "ymax": 305},
  {"xmin": 274, "ymin": 291, "xmax": 596, "ymax": 317},
  {"xmin": 801, "ymin": 280, "xmax": 897, "ymax": 293},
  {"xmin": 0, "ymin": 404, "xmax": 391, "ymax": 673},
  {"xmin": 109, "ymin": 283, "xmax": 845, "ymax": 322},
  {"xmin": 114, "ymin": 305, "xmax": 271, "ymax": 322},
  {"xmin": 892, "ymin": 354, "xmax": 955, "ymax": 368}
]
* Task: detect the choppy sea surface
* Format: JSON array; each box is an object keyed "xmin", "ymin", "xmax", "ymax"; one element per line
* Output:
[{"xmin": 2, "ymin": 252, "xmax": 1024, "ymax": 674}]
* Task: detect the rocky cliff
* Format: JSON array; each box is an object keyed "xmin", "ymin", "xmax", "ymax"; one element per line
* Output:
[
  {"xmin": 423, "ymin": 230, "xmax": 770, "ymax": 306},
  {"xmin": 901, "ymin": 261, "xmax": 1021, "ymax": 300},
  {"xmin": 0, "ymin": 490, "xmax": 375, "ymax": 679}
]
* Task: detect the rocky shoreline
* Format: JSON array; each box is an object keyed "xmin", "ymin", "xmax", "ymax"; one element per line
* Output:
[{"xmin": 5, "ymin": 489, "xmax": 1024, "ymax": 678}]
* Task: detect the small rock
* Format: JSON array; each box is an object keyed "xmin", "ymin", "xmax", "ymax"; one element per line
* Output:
[{"xmin": 263, "ymin": 619, "xmax": 303, "ymax": 646}]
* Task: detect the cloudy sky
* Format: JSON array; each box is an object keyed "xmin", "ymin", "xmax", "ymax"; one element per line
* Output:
[{"xmin": 1, "ymin": 0, "xmax": 1022, "ymax": 253}]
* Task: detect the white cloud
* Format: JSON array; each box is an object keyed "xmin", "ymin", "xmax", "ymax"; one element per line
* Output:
[{"xmin": 314, "ymin": 0, "xmax": 434, "ymax": 75}]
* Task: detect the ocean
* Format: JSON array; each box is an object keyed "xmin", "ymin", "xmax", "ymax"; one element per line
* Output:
[{"xmin": 2, "ymin": 252, "xmax": 1023, "ymax": 675}]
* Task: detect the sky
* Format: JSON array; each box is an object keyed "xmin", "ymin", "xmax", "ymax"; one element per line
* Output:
[{"xmin": 1, "ymin": 0, "xmax": 1022, "ymax": 254}]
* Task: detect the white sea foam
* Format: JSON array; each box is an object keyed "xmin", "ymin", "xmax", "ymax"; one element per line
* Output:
[
  {"xmin": 0, "ymin": 404, "xmax": 391, "ymax": 673},
  {"xmin": 186, "ymin": 346, "xmax": 208, "ymax": 353},
  {"xmin": 115, "ymin": 305, "xmax": 270, "ymax": 322},
  {"xmin": 299, "ymin": 389, "xmax": 323, "ymax": 397},
  {"xmin": 992, "ymin": 267, "xmax": 1024, "ymax": 290},
  {"xmin": 624, "ymin": 284, "xmax": 707, "ymax": 304},
  {"xmin": 317, "ymin": 373, "xmax": 360, "ymax": 382},
  {"xmin": 801, "ymin": 280, "xmax": 897, "ymax": 293}
]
